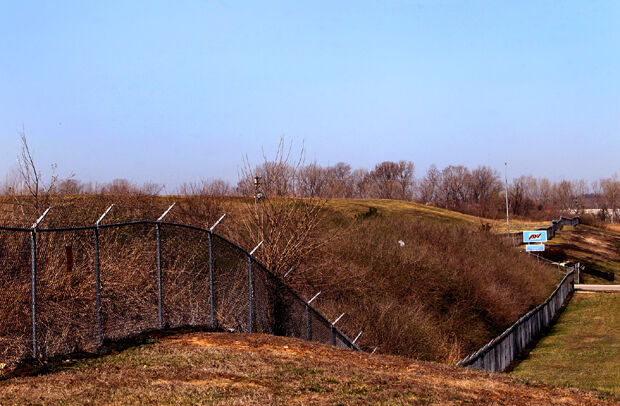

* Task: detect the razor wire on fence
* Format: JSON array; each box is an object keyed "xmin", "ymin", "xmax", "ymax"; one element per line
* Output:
[
  {"xmin": 457, "ymin": 267, "xmax": 575, "ymax": 372},
  {"xmin": 0, "ymin": 215, "xmax": 359, "ymax": 364}
]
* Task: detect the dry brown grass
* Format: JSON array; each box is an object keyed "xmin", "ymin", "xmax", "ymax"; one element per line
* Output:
[
  {"xmin": 293, "ymin": 208, "xmax": 560, "ymax": 362},
  {"xmin": 0, "ymin": 194, "xmax": 564, "ymax": 365},
  {"xmin": 545, "ymin": 225, "xmax": 620, "ymax": 283},
  {"xmin": 0, "ymin": 332, "xmax": 614, "ymax": 405}
]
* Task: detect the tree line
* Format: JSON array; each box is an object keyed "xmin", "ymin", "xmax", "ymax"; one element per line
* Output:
[{"xmin": 2, "ymin": 134, "xmax": 618, "ymax": 221}]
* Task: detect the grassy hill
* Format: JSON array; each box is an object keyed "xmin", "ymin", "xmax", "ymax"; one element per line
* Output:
[
  {"xmin": 325, "ymin": 198, "xmax": 549, "ymax": 232},
  {"xmin": 0, "ymin": 331, "xmax": 614, "ymax": 405},
  {"xmin": 544, "ymin": 224, "xmax": 620, "ymax": 284},
  {"xmin": 290, "ymin": 199, "xmax": 562, "ymax": 362},
  {"xmin": 0, "ymin": 195, "xmax": 564, "ymax": 363}
]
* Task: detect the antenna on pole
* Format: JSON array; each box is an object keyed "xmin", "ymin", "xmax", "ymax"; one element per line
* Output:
[{"xmin": 504, "ymin": 162, "xmax": 510, "ymax": 234}]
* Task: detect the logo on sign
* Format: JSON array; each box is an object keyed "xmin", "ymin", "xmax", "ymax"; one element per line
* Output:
[{"xmin": 523, "ymin": 230, "xmax": 547, "ymax": 243}]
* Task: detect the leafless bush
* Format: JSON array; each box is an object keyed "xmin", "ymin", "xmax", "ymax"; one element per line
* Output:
[
  {"xmin": 10, "ymin": 130, "xmax": 75, "ymax": 218},
  {"xmin": 296, "ymin": 214, "xmax": 560, "ymax": 362},
  {"xmin": 233, "ymin": 139, "xmax": 336, "ymax": 276}
]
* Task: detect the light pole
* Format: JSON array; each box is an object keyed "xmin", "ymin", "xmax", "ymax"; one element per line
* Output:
[
  {"xmin": 504, "ymin": 162, "xmax": 510, "ymax": 234},
  {"xmin": 253, "ymin": 176, "xmax": 264, "ymax": 241}
]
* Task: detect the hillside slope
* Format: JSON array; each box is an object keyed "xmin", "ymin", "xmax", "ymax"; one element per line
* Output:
[
  {"xmin": 293, "ymin": 199, "xmax": 562, "ymax": 362},
  {"xmin": 0, "ymin": 195, "xmax": 564, "ymax": 363},
  {"xmin": 324, "ymin": 198, "xmax": 548, "ymax": 232},
  {"xmin": 0, "ymin": 332, "xmax": 614, "ymax": 405},
  {"xmin": 544, "ymin": 225, "xmax": 620, "ymax": 284}
]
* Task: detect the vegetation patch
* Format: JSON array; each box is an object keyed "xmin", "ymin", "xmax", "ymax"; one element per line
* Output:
[
  {"xmin": 545, "ymin": 225, "xmax": 620, "ymax": 284},
  {"xmin": 0, "ymin": 332, "xmax": 614, "ymax": 405},
  {"xmin": 511, "ymin": 292, "xmax": 620, "ymax": 396}
]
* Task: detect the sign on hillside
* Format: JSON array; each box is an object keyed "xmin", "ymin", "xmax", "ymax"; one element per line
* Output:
[
  {"xmin": 526, "ymin": 244, "xmax": 545, "ymax": 252},
  {"xmin": 523, "ymin": 230, "xmax": 548, "ymax": 243}
]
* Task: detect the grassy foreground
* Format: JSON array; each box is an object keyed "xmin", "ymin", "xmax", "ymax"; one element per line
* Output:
[
  {"xmin": 511, "ymin": 292, "xmax": 620, "ymax": 396},
  {"xmin": 0, "ymin": 332, "xmax": 615, "ymax": 405}
]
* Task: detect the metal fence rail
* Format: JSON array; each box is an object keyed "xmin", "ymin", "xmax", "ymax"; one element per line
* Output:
[
  {"xmin": 457, "ymin": 268, "xmax": 575, "ymax": 372},
  {"xmin": 0, "ymin": 219, "xmax": 359, "ymax": 364}
]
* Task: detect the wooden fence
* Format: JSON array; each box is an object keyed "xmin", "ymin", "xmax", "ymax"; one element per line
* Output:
[
  {"xmin": 508, "ymin": 216, "xmax": 580, "ymax": 245},
  {"xmin": 457, "ymin": 268, "xmax": 575, "ymax": 372}
]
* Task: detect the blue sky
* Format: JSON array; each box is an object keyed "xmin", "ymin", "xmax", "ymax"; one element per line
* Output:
[{"xmin": 1, "ymin": 1, "xmax": 618, "ymax": 190}]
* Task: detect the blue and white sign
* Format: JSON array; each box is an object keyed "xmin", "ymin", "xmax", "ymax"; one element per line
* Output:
[
  {"xmin": 523, "ymin": 230, "xmax": 548, "ymax": 243},
  {"xmin": 526, "ymin": 244, "xmax": 545, "ymax": 252}
]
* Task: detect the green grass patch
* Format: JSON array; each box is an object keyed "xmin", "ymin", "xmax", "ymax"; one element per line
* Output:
[{"xmin": 511, "ymin": 292, "xmax": 620, "ymax": 396}]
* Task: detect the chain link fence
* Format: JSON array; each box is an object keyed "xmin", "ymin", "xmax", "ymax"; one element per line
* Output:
[{"xmin": 0, "ymin": 219, "xmax": 359, "ymax": 364}]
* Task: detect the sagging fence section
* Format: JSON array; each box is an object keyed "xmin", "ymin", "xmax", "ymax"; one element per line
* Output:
[
  {"xmin": 457, "ymin": 268, "xmax": 575, "ymax": 372},
  {"xmin": 508, "ymin": 216, "xmax": 580, "ymax": 246},
  {"xmin": 0, "ymin": 217, "xmax": 359, "ymax": 364}
]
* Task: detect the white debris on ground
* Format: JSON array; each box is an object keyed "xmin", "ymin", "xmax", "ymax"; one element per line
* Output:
[{"xmin": 398, "ymin": 240, "xmax": 405, "ymax": 247}]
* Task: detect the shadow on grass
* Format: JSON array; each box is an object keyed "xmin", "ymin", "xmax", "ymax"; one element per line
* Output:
[{"xmin": 1, "ymin": 326, "xmax": 224, "ymax": 381}]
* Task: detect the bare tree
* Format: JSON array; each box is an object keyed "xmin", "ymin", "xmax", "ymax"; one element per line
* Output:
[
  {"xmin": 13, "ymin": 129, "xmax": 69, "ymax": 216},
  {"xmin": 600, "ymin": 174, "xmax": 620, "ymax": 222},
  {"xmin": 235, "ymin": 139, "xmax": 334, "ymax": 275},
  {"xmin": 101, "ymin": 178, "xmax": 136, "ymax": 194},
  {"xmin": 468, "ymin": 166, "xmax": 502, "ymax": 217},
  {"xmin": 56, "ymin": 179, "xmax": 84, "ymax": 194},
  {"xmin": 326, "ymin": 162, "xmax": 353, "ymax": 198},
  {"xmin": 296, "ymin": 163, "xmax": 328, "ymax": 198},
  {"xmin": 364, "ymin": 160, "xmax": 415, "ymax": 200},
  {"xmin": 418, "ymin": 164, "xmax": 442, "ymax": 204},
  {"xmin": 439, "ymin": 165, "xmax": 470, "ymax": 209}
]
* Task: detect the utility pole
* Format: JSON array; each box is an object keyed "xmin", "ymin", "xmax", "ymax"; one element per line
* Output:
[
  {"xmin": 504, "ymin": 162, "xmax": 510, "ymax": 234},
  {"xmin": 253, "ymin": 176, "xmax": 262, "ymax": 205},
  {"xmin": 253, "ymin": 176, "xmax": 264, "ymax": 242}
]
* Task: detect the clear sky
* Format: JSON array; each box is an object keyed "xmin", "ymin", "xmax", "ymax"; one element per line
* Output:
[{"xmin": 1, "ymin": 1, "xmax": 618, "ymax": 190}]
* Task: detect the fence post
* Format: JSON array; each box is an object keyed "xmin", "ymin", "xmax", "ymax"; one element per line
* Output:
[
  {"xmin": 94, "ymin": 205, "xmax": 113, "ymax": 347},
  {"xmin": 305, "ymin": 305, "xmax": 311, "ymax": 340},
  {"xmin": 156, "ymin": 223, "xmax": 163, "ymax": 329},
  {"xmin": 156, "ymin": 203, "xmax": 175, "ymax": 330},
  {"xmin": 331, "ymin": 313, "xmax": 345, "ymax": 346},
  {"xmin": 208, "ymin": 232, "xmax": 215, "ymax": 328},
  {"xmin": 248, "ymin": 241, "xmax": 263, "ymax": 334},
  {"xmin": 208, "ymin": 214, "xmax": 225, "ymax": 329},
  {"xmin": 247, "ymin": 255, "xmax": 253, "ymax": 333},
  {"xmin": 93, "ymin": 227, "xmax": 103, "ymax": 346},
  {"xmin": 30, "ymin": 208, "xmax": 50, "ymax": 359},
  {"xmin": 30, "ymin": 229, "xmax": 37, "ymax": 358},
  {"xmin": 306, "ymin": 291, "xmax": 321, "ymax": 341},
  {"xmin": 576, "ymin": 263, "xmax": 580, "ymax": 284}
]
